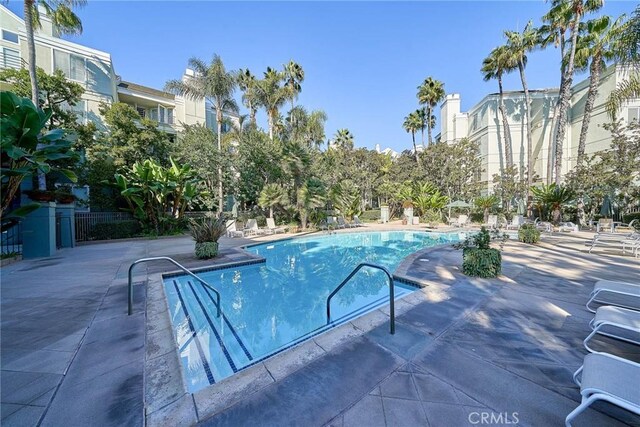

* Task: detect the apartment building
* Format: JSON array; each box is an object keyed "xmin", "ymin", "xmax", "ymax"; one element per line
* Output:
[
  {"xmin": 0, "ymin": 5, "xmax": 239, "ymax": 134},
  {"xmin": 438, "ymin": 65, "xmax": 640, "ymax": 192}
]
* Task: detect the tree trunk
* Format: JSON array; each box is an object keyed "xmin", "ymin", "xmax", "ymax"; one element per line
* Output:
[
  {"xmin": 518, "ymin": 60, "xmax": 534, "ymax": 217},
  {"xmin": 412, "ymin": 132, "xmax": 419, "ymax": 163},
  {"xmin": 216, "ymin": 107, "xmax": 224, "ymax": 213},
  {"xmin": 427, "ymin": 106, "xmax": 433, "ymax": 146},
  {"xmin": 497, "ymin": 75, "xmax": 513, "ymax": 170},
  {"xmin": 268, "ymin": 111, "xmax": 274, "ymax": 140},
  {"xmin": 553, "ymin": 12, "xmax": 582, "ymax": 185},
  {"xmin": 269, "ymin": 206, "xmax": 273, "ymax": 219},
  {"xmin": 576, "ymin": 56, "xmax": 601, "ymax": 168}
]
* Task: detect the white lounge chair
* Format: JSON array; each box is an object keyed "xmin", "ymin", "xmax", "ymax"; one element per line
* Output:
[
  {"xmin": 327, "ymin": 217, "xmax": 344, "ymax": 229},
  {"xmin": 337, "ymin": 216, "xmax": 355, "ymax": 228},
  {"xmin": 596, "ymin": 218, "xmax": 614, "ymax": 233},
  {"xmin": 352, "ymin": 215, "xmax": 365, "ymax": 227},
  {"xmin": 566, "ymin": 352, "xmax": 640, "ymax": 426},
  {"xmin": 534, "ymin": 218, "xmax": 552, "ymax": 233},
  {"xmin": 265, "ymin": 217, "xmax": 286, "ymax": 234},
  {"xmin": 483, "ymin": 215, "xmax": 499, "ymax": 230},
  {"xmin": 559, "ymin": 222, "xmax": 579, "ymax": 232},
  {"xmin": 583, "ymin": 306, "xmax": 640, "ymax": 353},
  {"xmin": 587, "ymin": 231, "xmax": 640, "ymax": 255},
  {"xmin": 243, "ymin": 219, "xmax": 264, "ymax": 236},
  {"xmin": 449, "ymin": 214, "xmax": 469, "ymax": 228},
  {"xmin": 225, "ymin": 220, "xmax": 244, "ymax": 238},
  {"xmin": 506, "ymin": 215, "xmax": 524, "ymax": 230},
  {"xmin": 586, "ymin": 279, "xmax": 640, "ymax": 313}
]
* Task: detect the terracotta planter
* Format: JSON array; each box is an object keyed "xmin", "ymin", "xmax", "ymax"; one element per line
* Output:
[
  {"xmin": 56, "ymin": 195, "xmax": 76, "ymax": 204},
  {"xmin": 25, "ymin": 190, "xmax": 55, "ymax": 202}
]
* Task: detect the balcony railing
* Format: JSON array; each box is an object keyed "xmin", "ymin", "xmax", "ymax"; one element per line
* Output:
[{"xmin": 0, "ymin": 52, "xmax": 26, "ymax": 70}]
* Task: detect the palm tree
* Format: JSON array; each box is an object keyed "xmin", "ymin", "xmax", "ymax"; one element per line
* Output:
[
  {"xmin": 505, "ymin": 20, "xmax": 540, "ymax": 213},
  {"xmin": 416, "ymin": 108, "xmax": 427, "ymax": 147},
  {"xmin": 550, "ymin": 0, "xmax": 604, "ymax": 185},
  {"xmin": 402, "ymin": 111, "xmax": 421, "ymax": 162},
  {"xmin": 283, "ymin": 60, "xmax": 304, "ymax": 111},
  {"xmin": 297, "ymin": 178, "xmax": 326, "ymax": 229},
  {"xmin": 238, "ymin": 68, "xmax": 258, "ymax": 126},
  {"xmin": 531, "ymin": 183, "xmax": 574, "ymax": 224},
  {"xmin": 607, "ymin": 6, "xmax": 640, "ymax": 118},
  {"xmin": 607, "ymin": 74, "xmax": 640, "ymax": 118},
  {"xmin": 574, "ymin": 15, "xmax": 623, "ymax": 167},
  {"xmin": 165, "ymin": 55, "xmax": 238, "ymax": 213},
  {"xmin": 416, "ymin": 77, "xmax": 445, "ymax": 145},
  {"xmin": 474, "ymin": 194, "xmax": 499, "ymax": 223},
  {"xmin": 256, "ymin": 67, "xmax": 289, "ymax": 140},
  {"xmin": 540, "ymin": 0, "xmax": 573, "ymax": 183},
  {"xmin": 285, "ymin": 106, "xmax": 327, "ymax": 148},
  {"xmin": 258, "ymin": 183, "xmax": 289, "ymax": 219},
  {"xmin": 333, "ymin": 128, "xmax": 354, "ymax": 150},
  {"xmin": 482, "ymin": 45, "xmax": 516, "ymax": 170}
]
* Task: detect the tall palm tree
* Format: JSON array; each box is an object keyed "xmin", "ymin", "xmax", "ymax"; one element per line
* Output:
[
  {"xmin": 607, "ymin": 6, "xmax": 640, "ymax": 118},
  {"xmin": 416, "ymin": 108, "xmax": 427, "ymax": 147},
  {"xmin": 256, "ymin": 67, "xmax": 289, "ymax": 140},
  {"xmin": 574, "ymin": 15, "xmax": 623, "ymax": 167},
  {"xmin": 402, "ymin": 111, "xmax": 421, "ymax": 162},
  {"xmin": 550, "ymin": 0, "xmax": 604, "ymax": 185},
  {"xmin": 417, "ymin": 77, "xmax": 445, "ymax": 145},
  {"xmin": 283, "ymin": 60, "xmax": 304, "ymax": 111},
  {"xmin": 540, "ymin": 0, "xmax": 573, "ymax": 183},
  {"xmin": 165, "ymin": 55, "xmax": 238, "ymax": 213},
  {"xmin": 482, "ymin": 45, "xmax": 516, "ymax": 170},
  {"xmin": 238, "ymin": 68, "xmax": 258, "ymax": 126},
  {"xmin": 505, "ymin": 20, "xmax": 540, "ymax": 216},
  {"xmin": 333, "ymin": 128, "xmax": 354, "ymax": 150}
]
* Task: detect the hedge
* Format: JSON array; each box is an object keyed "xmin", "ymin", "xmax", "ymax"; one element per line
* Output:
[{"xmin": 90, "ymin": 220, "xmax": 142, "ymax": 240}]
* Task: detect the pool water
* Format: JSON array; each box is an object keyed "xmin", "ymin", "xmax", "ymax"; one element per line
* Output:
[{"xmin": 163, "ymin": 230, "xmax": 460, "ymax": 392}]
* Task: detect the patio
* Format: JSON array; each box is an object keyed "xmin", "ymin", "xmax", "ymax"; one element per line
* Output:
[{"xmin": 1, "ymin": 225, "xmax": 639, "ymax": 426}]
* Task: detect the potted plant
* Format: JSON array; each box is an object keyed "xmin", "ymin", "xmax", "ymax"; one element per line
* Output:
[
  {"xmin": 518, "ymin": 223, "xmax": 541, "ymax": 244},
  {"xmin": 188, "ymin": 216, "xmax": 227, "ymax": 259},
  {"xmin": 24, "ymin": 189, "xmax": 55, "ymax": 202},
  {"xmin": 55, "ymin": 190, "xmax": 76, "ymax": 204},
  {"xmin": 454, "ymin": 227, "xmax": 508, "ymax": 278}
]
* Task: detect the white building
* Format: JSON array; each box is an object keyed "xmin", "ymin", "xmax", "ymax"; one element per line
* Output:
[{"xmin": 438, "ymin": 65, "xmax": 640, "ymax": 192}]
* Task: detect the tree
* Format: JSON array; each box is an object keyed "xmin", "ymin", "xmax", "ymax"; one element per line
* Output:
[
  {"xmin": 283, "ymin": 60, "xmax": 304, "ymax": 111},
  {"xmin": 255, "ymin": 67, "xmax": 289, "ymax": 140},
  {"xmin": 550, "ymin": 0, "xmax": 604, "ymax": 185},
  {"xmin": 1, "ymin": 91, "xmax": 77, "ymax": 221},
  {"xmin": 531, "ymin": 183, "xmax": 574, "ymax": 223},
  {"xmin": 297, "ymin": 178, "xmax": 326, "ymax": 229},
  {"xmin": 474, "ymin": 195, "xmax": 499, "ymax": 223},
  {"xmin": 402, "ymin": 111, "xmax": 421, "ymax": 162},
  {"xmin": 333, "ymin": 128, "xmax": 354, "ymax": 150},
  {"xmin": 284, "ymin": 106, "xmax": 327, "ymax": 148},
  {"xmin": 258, "ymin": 183, "xmax": 289, "ymax": 219},
  {"xmin": 482, "ymin": 46, "xmax": 515, "ymax": 170},
  {"xmin": 505, "ymin": 20, "xmax": 539, "ymax": 214},
  {"xmin": 0, "ymin": 66, "xmax": 84, "ymax": 129},
  {"xmin": 416, "ymin": 108, "xmax": 428, "ymax": 148},
  {"xmin": 417, "ymin": 77, "xmax": 445, "ymax": 145},
  {"xmin": 238, "ymin": 68, "xmax": 259, "ymax": 126},
  {"xmin": 165, "ymin": 55, "xmax": 238, "ymax": 212}
]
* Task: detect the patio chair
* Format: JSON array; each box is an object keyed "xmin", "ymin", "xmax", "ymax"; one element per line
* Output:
[
  {"xmin": 583, "ymin": 306, "xmax": 640, "ymax": 353},
  {"xmin": 225, "ymin": 220, "xmax": 244, "ymax": 238},
  {"xmin": 597, "ymin": 218, "xmax": 614, "ymax": 233},
  {"xmin": 587, "ymin": 231, "xmax": 640, "ymax": 254},
  {"xmin": 506, "ymin": 215, "xmax": 524, "ymax": 230},
  {"xmin": 352, "ymin": 215, "xmax": 366, "ymax": 227},
  {"xmin": 586, "ymin": 279, "xmax": 640, "ymax": 313},
  {"xmin": 449, "ymin": 214, "xmax": 469, "ymax": 228},
  {"xmin": 534, "ymin": 217, "xmax": 552, "ymax": 233},
  {"xmin": 337, "ymin": 216, "xmax": 354, "ymax": 228},
  {"xmin": 616, "ymin": 219, "xmax": 639, "ymax": 234},
  {"xmin": 265, "ymin": 217, "xmax": 287, "ymax": 234},
  {"xmin": 558, "ymin": 222, "xmax": 579, "ymax": 233},
  {"xmin": 566, "ymin": 352, "xmax": 640, "ymax": 426},
  {"xmin": 327, "ymin": 217, "xmax": 344, "ymax": 229},
  {"xmin": 483, "ymin": 215, "xmax": 499, "ymax": 230},
  {"xmin": 243, "ymin": 219, "xmax": 264, "ymax": 236}
]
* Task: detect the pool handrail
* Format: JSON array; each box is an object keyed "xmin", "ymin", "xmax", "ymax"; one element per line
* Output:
[
  {"xmin": 127, "ymin": 256, "xmax": 221, "ymax": 317},
  {"xmin": 326, "ymin": 262, "xmax": 395, "ymax": 334}
]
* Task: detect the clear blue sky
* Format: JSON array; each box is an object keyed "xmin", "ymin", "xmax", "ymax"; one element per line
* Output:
[{"xmin": 7, "ymin": 1, "xmax": 635, "ymax": 151}]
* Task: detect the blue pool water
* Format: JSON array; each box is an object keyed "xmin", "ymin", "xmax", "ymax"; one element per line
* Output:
[{"xmin": 164, "ymin": 230, "xmax": 460, "ymax": 391}]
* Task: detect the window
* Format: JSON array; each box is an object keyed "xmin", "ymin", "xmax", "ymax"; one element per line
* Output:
[
  {"xmin": 167, "ymin": 108, "xmax": 174, "ymax": 125},
  {"xmin": 71, "ymin": 100, "xmax": 86, "ymax": 124},
  {"xmin": 2, "ymin": 48, "xmax": 20, "ymax": 69},
  {"xmin": 54, "ymin": 50, "xmax": 86, "ymax": 82},
  {"xmin": 149, "ymin": 107, "xmax": 158, "ymax": 121},
  {"xmin": 159, "ymin": 106, "xmax": 165, "ymax": 124},
  {"xmin": 136, "ymin": 107, "xmax": 146, "ymax": 118},
  {"xmin": 628, "ymin": 107, "xmax": 640, "ymax": 123},
  {"xmin": 2, "ymin": 30, "xmax": 19, "ymax": 43}
]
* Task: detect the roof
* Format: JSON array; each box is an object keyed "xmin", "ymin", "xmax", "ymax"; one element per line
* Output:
[{"xmin": 117, "ymin": 81, "xmax": 175, "ymax": 100}]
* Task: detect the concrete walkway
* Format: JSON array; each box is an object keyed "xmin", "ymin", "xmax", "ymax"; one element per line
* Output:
[{"xmin": 1, "ymin": 226, "xmax": 639, "ymax": 426}]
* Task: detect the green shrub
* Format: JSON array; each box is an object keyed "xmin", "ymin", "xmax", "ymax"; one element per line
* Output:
[
  {"xmin": 359, "ymin": 209, "xmax": 381, "ymax": 222},
  {"xmin": 462, "ymin": 248, "xmax": 502, "ymax": 278},
  {"xmin": 90, "ymin": 220, "xmax": 141, "ymax": 240},
  {"xmin": 518, "ymin": 224, "xmax": 540, "ymax": 244},
  {"xmin": 421, "ymin": 209, "xmax": 441, "ymax": 224},
  {"xmin": 623, "ymin": 213, "xmax": 640, "ymax": 228},
  {"xmin": 188, "ymin": 216, "xmax": 226, "ymax": 259},
  {"xmin": 470, "ymin": 212, "xmax": 484, "ymax": 223},
  {"xmin": 194, "ymin": 242, "xmax": 219, "ymax": 259}
]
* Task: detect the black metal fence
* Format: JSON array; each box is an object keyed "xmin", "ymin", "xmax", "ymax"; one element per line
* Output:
[
  {"xmin": 75, "ymin": 212, "xmax": 134, "ymax": 242},
  {"xmin": 1, "ymin": 221, "xmax": 23, "ymax": 256}
]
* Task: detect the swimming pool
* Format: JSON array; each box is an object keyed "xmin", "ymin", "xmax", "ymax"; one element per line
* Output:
[{"xmin": 163, "ymin": 230, "xmax": 460, "ymax": 392}]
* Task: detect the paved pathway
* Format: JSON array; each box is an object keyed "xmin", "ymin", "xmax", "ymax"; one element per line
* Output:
[{"xmin": 1, "ymin": 227, "xmax": 639, "ymax": 426}]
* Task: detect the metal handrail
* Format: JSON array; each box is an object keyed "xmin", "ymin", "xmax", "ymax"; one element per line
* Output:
[
  {"xmin": 128, "ymin": 256, "xmax": 221, "ymax": 317},
  {"xmin": 326, "ymin": 262, "xmax": 395, "ymax": 334}
]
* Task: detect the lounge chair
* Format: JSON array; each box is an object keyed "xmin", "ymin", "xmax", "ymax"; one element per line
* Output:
[
  {"xmin": 483, "ymin": 215, "xmax": 499, "ymax": 230},
  {"xmin": 566, "ymin": 352, "xmax": 640, "ymax": 426},
  {"xmin": 587, "ymin": 231, "xmax": 640, "ymax": 254},
  {"xmin": 583, "ymin": 306, "xmax": 640, "ymax": 353},
  {"xmin": 449, "ymin": 214, "xmax": 469, "ymax": 228},
  {"xmin": 586, "ymin": 279, "xmax": 640, "ymax": 313},
  {"xmin": 327, "ymin": 217, "xmax": 344, "ymax": 229},
  {"xmin": 352, "ymin": 215, "xmax": 365, "ymax": 227},
  {"xmin": 243, "ymin": 219, "xmax": 264, "ymax": 236},
  {"xmin": 225, "ymin": 220, "xmax": 244, "ymax": 238},
  {"xmin": 337, "ymin": 216, "xmax": 355, "ymax": 228},
  {"xmin": 534, "ymin": 218, "xmax": 552, "ymax": 233},
  {"xmin": 559, "ymin": 222, "xmax": 579, "ymax": 232},
  {"xmin": 265, "ymin": 217, "xmax": 287, "ymax": 234},
  {"xmin": 506, "ymin": 215, "xmax": 524, "ymax": 230},
  {"xmin": 616, "ymin": 219, "xmax": 639, "ymax": 234}
]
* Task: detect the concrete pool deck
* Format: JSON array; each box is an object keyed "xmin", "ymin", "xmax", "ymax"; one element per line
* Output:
[{"xmin": 1, "ymin": 224, "xmax": 639, "ymax": 426}]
